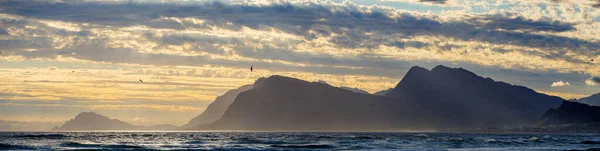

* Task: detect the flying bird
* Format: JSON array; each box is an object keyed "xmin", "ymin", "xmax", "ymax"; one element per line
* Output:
[
  {"xmin": 250, "ymin": 66, "xmax": 253, "ymax": 72},
  {"xmin": 139, "ymin": 79, "xmax": 143, "ymax": 83}
]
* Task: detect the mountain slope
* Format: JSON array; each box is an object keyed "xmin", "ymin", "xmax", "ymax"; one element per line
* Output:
[
  {"xmin": 183, "ymin": 84, "xmax": 253, "ymax": 128},
  {"xmin": 385, "ymin": 65, "xmax": 564, "ymax": 128},
  {"xmin": 317, "ymin": 80, "xmax": 369, "ymax": 94},
  {"xmin": 339, "ymin": 86, "xmax": 369, "ymax": 94},
  {"xmin": 374, "ymin": 88, "xmax": 393, "ymax": 96},
  {"xmin": 573, "ymin": 93, "xmax": 600, "ymax": 106},
  {"xmin": 536, "ymin": 101, "xmax": 600, "ymax": 126}
]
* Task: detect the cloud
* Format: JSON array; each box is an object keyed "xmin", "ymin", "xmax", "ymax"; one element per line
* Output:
[
  {"xmin": 133, "ymin": 117, "xmax": 147, "ymax": 122},
  {"xmin": 550, "ymin": 0, "xmax": 600, "ymax": 8},
  {"xmin": 585, "ymin": 77, "xmax": 600, "ymax": 86},
  {"xmin": 0, "ymin": 0, "xmax": 596, "ymax": 77},
  {"xmin": 0, "ymin": 0, "xmax": 592, "ymax": 51},
  {"xmin": 0, "ymin": 0, "xmax": 598, "ymax": 82},
  {"xmin": 551, "ymin": 81, "xmax": 571, "ymax": 87},
  {"xmin": 47, "ymin": 66, "xmax": 58, "ymax": 71},
  {"xmin": 469, "ymin": 15, "xmax": 576, "ymax": 32},
  {"xmin": 419, "ymin": 0, "xmax": 447, "ymax": 4},
  {"xmin": 0, "ymin": 28, "xmax": 8, "ymax": 35}
]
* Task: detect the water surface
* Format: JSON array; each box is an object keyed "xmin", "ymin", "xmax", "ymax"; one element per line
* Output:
[{"xmin": 0, "ymin": 132, "xmax": 599, "ymax": 150}]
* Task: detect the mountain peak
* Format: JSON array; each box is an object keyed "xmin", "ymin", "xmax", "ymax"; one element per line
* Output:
[
  {"xmin": 431, "ymin": 65, "xmax": 450, "ymax": 71},
  {"xmin": 431, "ymin": 65, "xmax": 476, "ymax": 76},
  {"xmin": 74, "ymin": 112, "xmax": 106, "ymax": 120},
  {"xmin": 254, "ymin": 75, "xmax": 309, "ymax": 89},
  {"xmin": 407, "ymin": 66, "xmax": 429, "ymax": 73}
]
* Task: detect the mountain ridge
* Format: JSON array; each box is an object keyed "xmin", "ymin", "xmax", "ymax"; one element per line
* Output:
[{"xmin": 195, "ymin": 65, "xmax": 565, "ymax": 131}]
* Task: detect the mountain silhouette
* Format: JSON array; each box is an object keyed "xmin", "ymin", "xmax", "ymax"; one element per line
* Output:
[
  {"xmin": 53, "ymin": 112, "xmax": 135, "ymax": 130},
  {"xmin": 572, "ymin": 93, "xmax": 600, "ymax": 106},
  {"xmin": 200, "ymin": 75, "xmax": 418, "ymax": 131},
  {"xmin": 183, "ymin": 84, "xmax": 253, "ymax": 128},
  {"xmin": 339, "ymin": 86, "xmax": 369, "ymax": 94},
  {"xmin": 385, "ymin": 65, "xmax": 564, "ymax": 129},
  {"xmin": 195, "ymin": 65, "xmax": 566, "ymax": 131},
  {"xmin": 53, "ymin": 112, "xmax": 178, "ymax": 131},
  {"xmin": 536, "ymin": 101, "xmax": 600, "ymax": 126},
  {"xmin": 374, "ymin": 88, "xmax": 393, "ymax": 96},
  {"xmin": 317, "ymin": 80, "xmax": 369, "ymax": 94}
]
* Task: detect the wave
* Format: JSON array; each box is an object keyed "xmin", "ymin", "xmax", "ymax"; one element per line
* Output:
[
  {"xmin": 184, "ymin": 140, "xmax": 205, "ymax": 144},
  {"xmin": 354, "ymin": 136, "xmax": 375, "ymax": 139},
  {"xmin": 22, "ymin": 133, "xmax": 68, "ymax": 139},
  {"xmin": 581, "ymin": 140, "xmax": 600, "ymax": 144},
  {"xmin": 567, "ymin": 148, "xmax": 600, "ymax": 151},
  {"xmin": 0, "ymin": 143, "xmax": 36, "ymax": 150},
  {"xmin": 60, "ymin": 141, "xmax": 146, "ymax": 149},
  {"xmin": 271, "ymin": 144, "xmax": 335, "ymax": 149},
  {"xmin": 316, "ymin": 135, "xmax": 335, "ymax": 139},
  {"xmin": 60, "ymin": 141, "xmax": 99, "ymax": 148}
]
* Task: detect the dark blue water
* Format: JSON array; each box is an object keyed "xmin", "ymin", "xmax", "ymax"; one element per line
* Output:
[{"xmin": 0, "ymin": 132, "xmax": 599, "ymax": 150}]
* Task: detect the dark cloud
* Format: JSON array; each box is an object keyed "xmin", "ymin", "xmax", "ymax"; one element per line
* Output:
[
  {"xmin": 0, "ymin": 28, "xmax": 8, "ymax": 35},
  {"xmin": 419, "ymin": 0, "xmax": 447, "ymax": 4},
  {"xmin": 423, "ymin": 0, "xmax": 599, "ymax": 8},
  {"xmin": 590, "ymin": 76, "xmax": 600, "ymax": 84},
  {"xmin": 470, "ymin": 16, "xmax": 576, "ymax": 32},
  {"xmin": 551, "ymin": 0, "xmax": 600, "ymax": 8}
]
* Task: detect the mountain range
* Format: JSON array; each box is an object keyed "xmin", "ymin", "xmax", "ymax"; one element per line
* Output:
[
  {"xmin": 52, "ymin": 65, "xmax": 600, "ymax": 132},
  {"xmin": 193, "ymin": 65, "xmax": 566, "ymax": 131}
]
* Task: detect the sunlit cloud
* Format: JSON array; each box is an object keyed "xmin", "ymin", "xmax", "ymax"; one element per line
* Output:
[
  {"xmin": 585, "ymin": 77, "xmax": 600, "ymax": 86},
  {"xmin": 551, "ymin": 81, "xmax": 571, "ymax": 87}
]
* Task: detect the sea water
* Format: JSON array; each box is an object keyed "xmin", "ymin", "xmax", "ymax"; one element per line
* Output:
[{"xmin": 0, "ymin": 132, "xmax": 599, "ymax": 150}]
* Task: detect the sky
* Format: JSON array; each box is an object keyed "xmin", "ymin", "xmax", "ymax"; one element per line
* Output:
[{"xmin": 1, "ymin": 0, "xmax": 600, "ymax": 127}]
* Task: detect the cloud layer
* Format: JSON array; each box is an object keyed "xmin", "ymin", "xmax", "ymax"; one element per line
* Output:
[{"xmin": 1, "ymin": 0, "xmax": 598, "ymax": 76}]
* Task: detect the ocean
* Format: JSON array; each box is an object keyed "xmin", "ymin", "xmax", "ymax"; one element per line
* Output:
[{"xmin": 0, "ymin": 132, "xmax": 599, "ymax": 150}]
